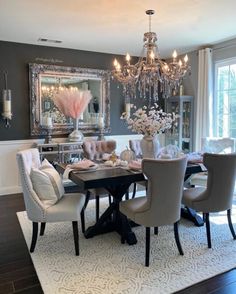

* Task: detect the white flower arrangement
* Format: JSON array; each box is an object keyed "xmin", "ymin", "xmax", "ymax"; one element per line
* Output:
[{"xmin": 120, "ymin": 103, "xmax": 177, "ymax": 137}]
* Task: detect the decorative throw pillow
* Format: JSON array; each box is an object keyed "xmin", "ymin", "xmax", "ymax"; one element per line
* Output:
[
  {"xmin": 30, "ymin": 162, "xmax": 65, "ymax": 208},
  {"xmin": 41, "ymin": 158, "xmax": 54, "ymax": 169}
]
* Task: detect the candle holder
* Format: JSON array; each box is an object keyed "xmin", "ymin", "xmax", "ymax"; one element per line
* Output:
[
  {"xmin": 2, "ymin": 72, "xmax": 13, "ymax": 128},
  {"xmin": 97, "ymin": 126, "xmax": 105, "ymax": 141},
  {"xmin": 40, "ymin": 125, "xmax": 53, "ymax": 144},
  {"xmin": 43, "ymin": 126, "xmax": 53, "ymax": 144},
  {"xmin": 97, "ymin": 114, "xmax": 105, "ymax": 141}
]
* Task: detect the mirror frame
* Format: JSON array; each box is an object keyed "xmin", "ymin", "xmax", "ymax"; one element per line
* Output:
[{"xmin": 29, "ymin": 63, "xmax": 111, "ymax": 136}]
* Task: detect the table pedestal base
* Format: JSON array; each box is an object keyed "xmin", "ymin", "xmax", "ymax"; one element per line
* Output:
[
  {"xmin": 181, "ymin": 207, "xmax": 204, "ymax": 227},
  {"xmin": 84, "ymin": 183, "xmax": 137, "ymax": 245}
]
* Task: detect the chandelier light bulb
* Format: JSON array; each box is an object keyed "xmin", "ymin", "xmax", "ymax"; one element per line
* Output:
[
  {"xmin": 179, "ymin": 60, "xmax": 183, "ymax": 67},
  {"xmin": 116, "ymin": 63, "xmax": 121, "ymax": 72},
  {"xmin": 184, "ymin": 54, "xmax": 188, "ymax": 63},
  {"xmin": 113, "ymin": 58, "xmax": 118, "ymax": 67},
  {"xmin": 126, "ymin": 53, "xmax": 131, "ymax": 62},
  {"xmin": 172, "ymin": 50, "xmax": 177, "ymax": 60}
]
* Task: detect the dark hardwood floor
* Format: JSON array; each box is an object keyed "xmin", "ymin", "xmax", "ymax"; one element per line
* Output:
[{"xmin": 1, "ymin": 194, "xmax": 236, "ymax": 294}]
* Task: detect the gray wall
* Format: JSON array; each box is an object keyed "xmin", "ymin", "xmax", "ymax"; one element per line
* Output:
[
  {"xmin": 0, "ymin": 41, "xmax": 133, "ymax": 141},
  {"xmin": 213, "ymin": 38, "xmax": 236, "ymax": 62}
]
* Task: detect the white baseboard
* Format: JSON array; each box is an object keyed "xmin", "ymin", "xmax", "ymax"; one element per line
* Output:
[{"xmin": 0, "ymin": 186, "xmax": 22, "ymax": 196}]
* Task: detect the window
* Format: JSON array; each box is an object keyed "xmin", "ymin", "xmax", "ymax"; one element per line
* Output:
[{"xmin": 215, "ymin": 58, "xmax": 236, "ymax": 137}]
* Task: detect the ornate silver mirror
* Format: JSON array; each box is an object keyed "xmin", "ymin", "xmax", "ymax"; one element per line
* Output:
[{"xmin": 29, "ymin": 63, "xmax": 110, "ymax": 136}]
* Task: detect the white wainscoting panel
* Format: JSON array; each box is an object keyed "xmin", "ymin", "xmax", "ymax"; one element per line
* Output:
[{"xmin": 0, "ymin": 139, "xmax": 39, "ymax": 195}]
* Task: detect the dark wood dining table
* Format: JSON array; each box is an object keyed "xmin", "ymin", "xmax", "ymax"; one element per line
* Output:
[{"xmin": 57, "ymin": 162, "xmax": 204, "ymax": 245}]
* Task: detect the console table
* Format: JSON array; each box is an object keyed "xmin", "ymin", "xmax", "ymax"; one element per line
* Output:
[{"xmin": 37, "ymin": 141, "xmax": 83, "ymax": 163}]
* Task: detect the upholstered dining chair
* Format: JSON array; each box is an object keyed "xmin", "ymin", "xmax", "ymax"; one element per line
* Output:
[
  {"xmin": 82, "ymin": 140, "xmax": 116, "ymax": 222},
  {"xmin": 120, "ymin": 156, "xmax": 187, "ymax": 266},
  {"xmin": 129, "ymin": 139, "xmax": 146, "ymax": 199},
  {"xmin": 183, "ymin": 153, "xmax": 236, "ymax": 248},
  {"xmin": 16, "ymin": 148, "xmax": 85, "ymax": 255},
  {"xmin": 190, "ymin": 137, "xmax": 235, "ymax": 187},
  {"xmin": 129, "ymin": 139, "xmax": 142, "ymax": 158}
]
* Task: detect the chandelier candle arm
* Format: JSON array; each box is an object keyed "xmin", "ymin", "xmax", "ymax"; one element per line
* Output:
[{"xmin": 112, "ymin": 9, "xmax": 190, "ymax": 102}]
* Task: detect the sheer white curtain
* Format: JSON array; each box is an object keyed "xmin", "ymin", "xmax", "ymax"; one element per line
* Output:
[{"xmin": 194, "ymin": 48, "xmax": 213, "ymax": 151}]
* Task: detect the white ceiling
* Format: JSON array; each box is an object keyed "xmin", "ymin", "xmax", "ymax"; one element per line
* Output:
[{"xmin": 0, "ymin": 0, "xmax": 236, "ymax": 58}]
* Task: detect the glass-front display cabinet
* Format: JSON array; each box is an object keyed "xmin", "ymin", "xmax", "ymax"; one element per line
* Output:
[{"xmin": 165, "ymin": 96, "xmax": 193, "ymax": 153}]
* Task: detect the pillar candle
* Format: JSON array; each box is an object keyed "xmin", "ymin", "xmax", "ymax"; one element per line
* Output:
[
  {"xmin": 125, "ymin": 103, "xmax": 131, "ymax": 117},
  {"xmin": 98, "ymin": 114, "xmax": 104, "ymax": 128},
  {"xmin": 46, "ymin": 117, "xmax": 53, "ymax": 127},
  {"xmin": 3, "ymin": 90, "xmax": 12, "ymax": 113}
]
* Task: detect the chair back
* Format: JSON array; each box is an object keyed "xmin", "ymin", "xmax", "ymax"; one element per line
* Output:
[
  {"xmin": 202, "ymin": 153, "xmax": 236, "ymax": 212},
  {"xmin": 129, "ymin": 139, "xmax": 142, "ymax": 158},
  {"xmin": 83, "ymin": 140, "xmax": 116, "ymax": 160},
  {"xmin": 16, "ymin": 148, "xmax": 45, "ymax": 221},
  {"xmin": 141, "ymin": 156, "xmax": 187, "ymax": 226},
  {"xmin": 201, "ymin": 137, "xmax": 235, "ymax": 154}
]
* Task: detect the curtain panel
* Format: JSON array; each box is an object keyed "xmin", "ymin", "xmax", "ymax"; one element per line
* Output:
[{"xmin": 194, "ymin": 48, "xmax": 213, "ymax": 151}]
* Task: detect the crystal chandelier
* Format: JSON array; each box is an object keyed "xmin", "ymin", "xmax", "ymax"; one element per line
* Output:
[{"xmin": 112, "ymin": 10, "xmax": 190, "ymax": 102}]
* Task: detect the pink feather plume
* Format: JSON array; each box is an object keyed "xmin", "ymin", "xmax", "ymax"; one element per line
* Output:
[{"xmin": 53, "ymin": 89, "xmax": 92, "ymax": 119}]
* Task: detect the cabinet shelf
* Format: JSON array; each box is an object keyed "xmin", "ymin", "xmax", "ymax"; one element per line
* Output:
[{"xmin": 165, "ymin": 95, "xmax": 193, "ymax": 153}]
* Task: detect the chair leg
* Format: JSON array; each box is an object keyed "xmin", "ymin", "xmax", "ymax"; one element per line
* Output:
[
  {"xmin": 120, "ymin": 213, "xmax": 126, "ymax": 244},
  {"xmin": 132, "ymin": 183, "xmax": 137, "ymax": 199},
  {"xmin": 154, "ymin": 227, "xmax": 158, "ymax": 235},
  {"xmin": 80, "ymin": 191, "xmax": 91, "ymax": 233},
  {"xmin": 72, "ymin": 221, "xmax": 79, "ymax": 256},
  {"xmin": 30, "ymin": 222, "xmax": 38, "ymax": 253},
  {"xmin": 40, "ymin": 222, "xmax": 46, "ymax": 236},
  {"xmin": 227, "ymin": 209, "xmax": 236, "ymax": 239},
  {"xmin": 202, "ymin": 212, "xmax": 206, "ymax": 222},
  {"xmin": 145, "ymin": 227, "xmax": 150, "ymax": 267},
  {"xmin": 108, "ymin": 194, "xmax": 112, "ymax": 205},
  {"xmin": 204, "ymin": 213, "xmax": 212, "ymax": 248},
  {"xmin": 174, "ymin": 221, "xmax": 184, "ymax": 255},
  {"xmin": 96, "ymin": 195, "xmax": 99, "ymax": 222},
  {"xmin": 80, "ymin": 210, "xmax": 85, "ymax": 234}
]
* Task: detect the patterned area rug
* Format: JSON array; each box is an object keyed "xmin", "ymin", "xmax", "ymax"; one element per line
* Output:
[{"xmin": 17, "ymin": 199, "xmax": 236, "ymax": 294}]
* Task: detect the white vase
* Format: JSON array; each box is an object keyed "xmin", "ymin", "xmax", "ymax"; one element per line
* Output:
[
  {"xmin": 140, "ymin": 135, "xmax": 160, "ymax": 159},
  {"xmin": 68, "ymin": 118, "xmax": 84, "ymax": 142}
]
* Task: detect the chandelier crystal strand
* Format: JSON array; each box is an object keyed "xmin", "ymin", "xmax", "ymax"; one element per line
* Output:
[{"xmin": 112, "ymin": 9, "xmax": 190, "ymax": 103}]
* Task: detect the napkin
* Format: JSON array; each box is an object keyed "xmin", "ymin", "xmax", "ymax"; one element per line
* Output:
[
  {"xmin": 67, "ymin": 159, "xmax": 96, "ymax": 170},
  {"xmin": 63, "ymin": 160, "xmax": 97, "ymax": 180},
  {"xmin": 128, "ymin": 160, "xmax": 142, "ymax": 170}
]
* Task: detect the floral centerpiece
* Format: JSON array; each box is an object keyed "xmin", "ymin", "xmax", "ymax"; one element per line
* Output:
[
  {"xmin": 121, "ymin": 103, "xmax": 177, "ymax": 158},
  {"xmin": 53, "ymin": 89, "xmax": 91, "ymax": 141}
]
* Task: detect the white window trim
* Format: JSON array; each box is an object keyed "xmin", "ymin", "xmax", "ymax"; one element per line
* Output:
[{"xmin": 214, "ymin": 57, "xmax": 236, "ymax": 137}]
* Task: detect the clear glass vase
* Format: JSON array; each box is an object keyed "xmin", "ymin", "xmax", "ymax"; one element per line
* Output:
[
  {"xmin": 68, "ymin": 118, "xmax": 84, "ymax": 142},
  {"xmin": 140, "ymin": 135, "xmax": 160, "ymax": 159}
]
